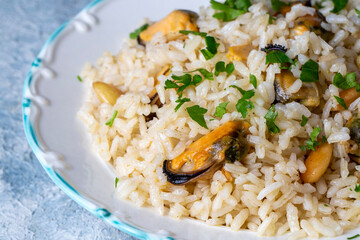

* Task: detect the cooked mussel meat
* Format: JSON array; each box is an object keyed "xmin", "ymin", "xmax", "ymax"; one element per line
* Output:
[
  {"xmin": 93, "ymin": 82, "xmax": 122, "ymax": 105},
  {"xmin": 333, "ymin": 88, "xmax": 360, "ymax": 111},
  {"xmin": 163, "ymin": 121, "xmax": 250, "ymax": 185},
  {"xmin": 274, "ymin": 70, "xmax": 320, "ymax": 107},
  {"xmin": 226, "ymin": 44, "xmax": 253, "ymax": 62},
  {"xmin": 139, "ymin": 10, "xmax": 199, "ymax": 44},
  {"xmin": 346, "ymin": 117, "xmax": 360, "ymax": 163}
]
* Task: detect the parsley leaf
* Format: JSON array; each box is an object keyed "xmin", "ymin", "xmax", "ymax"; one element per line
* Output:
[
  {"xmin": 268, "ymin": 14, "xmax": 276, "ymax": 24},
  {"xmin": 301, "ymin": 115, "xmax": 309, "ymax": 127},
  {"xmin": 348, "ymin": 234, "xmax": 360, "ymax": 240},
  {"xmin": 226, "ymin": 63, "xmax": 235, "ymax": 76},
  {"xmin": 175, "ymin": 97, "xmax": 191, "ymax": 112},
  {"xmin": 210, "ymin": 0, "xmax": 251, "ymax": 22},
  {"xmin": 230, "ymin": 85, "xmax": 255, "ymax": 118},
  {"xmin": 356, "ymin": 9, "xmax": 360, "ymax": 19},
  {"xmin": 300, "ymin": 127, "xmax": 322, "ymax": 151},
  {"xmin": 186, "ymin": 68, "xmax": 214, "ymax": 80},
  {"xmin": 355, "ymin": 184, "xmax": 360, "ymax": 192},
  {"xmin": 115, "ymin": 177, "xmax": 119, "ymax": 188},
  {"xmin": 250, "ymin": 74, "xmax": 257, "ymax": 89},
  {"xmin": 334, "ymin": 96, "xmax": 348, "ymax": 109},
  {"xmin": 215, "ymin": 62, "xmax": 235, "ymax": 76},
  {"xmin": 236, "ymin": 99, "xmax": 254, "ymax": 118},
  {"xmin": 214, "ymin": 102, "xmax": 229, "ymax": 118},
  {"xmin": 77, "ymin": 75, "xmax": 83, "ymax": 82},
  {"xmin": 265, "ymin": 105, "xmax": 280, "ymax": 134},
  {"xmin": 179, "ymin": 30, "xmax": 207, "ymax": 37},
  {"xmin": 164, "ymin": 80, "xmax": 180, "ymax": 89},
  {"xmin": 129, "ymin": 23, "xmax": 149, "ymax": 39},
  {"xmin": 201, "ymin": 36, "xmax": 220, "ymax": 60},
  {"xmin": 265, "ymin": 50, "xmax": 294, "ymax": 68},
  {"xmin": 186, "ymin": 105, "xmax": 208, "ymax": 129},
  {"xmin": 333, "ymin": 72, "xmax": 358, "ymax": 90},
  {"xmin": 271, "ymin": 0, "xmax": 288, "ymax": 12},
  {"xmin": 331, "ymin": 0, "xmax": 348, "ymax": 14},
  {"xmin": 324, "ymin": 204, "xmax": 329, "ymax": 207},
  {"xmin": 215, "ymin": 61, "xmax": 226, "ymax": 76},
  {"xmin": 105, "ymin": 110, "xmax": 118, "ymax": 127},
  {"xmin": 192, "ymin": 74, "xmax": 203, "ymax": 85},
  {"xmin": 300, "ymin": 59, "xmax": 319, "ymax": 82}
]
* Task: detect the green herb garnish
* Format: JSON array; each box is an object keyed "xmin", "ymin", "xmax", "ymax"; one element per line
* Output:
[
  {"xmin": 300, "ymin": 127, "xmax": 322, "ymax": 151},
  {"xmin": 265, "ymin": 50, "xmax": 294, "ymax": 69},
  {"xmin": 355, "ymin": 184, "xmax": 360, "ymax": 192},
  {"xmin": 268, "ymin": 14, "xmax": 276, "ymax": 24},
  {"xmin": 250, "ymin": 74, "xmax": 257, "ymax": 89},
  {"xmin": 115, "ymin": 177, "xmax": 119, "ymax": 188},
  {"xmin": 210, "ymin": 0, "xmax": 251, "ymax": 22},
  {"xmin": 186, "ymin": 68, "xmax": 214, "ymax": 80},
  {"xmin": 356, "ymin": 9, "xmax": 360, "ymax": 19},
  {"xmin": 270, "ymin": 0, "xmax": 288, "ymax": 12},
  {"xmin": 334, "ymin": 96, "xmax": 348, "ymax": 109},
  {"xmin": 215, "ymin": 61, "xmax": 235, "ymax": 76},
  {"xmin": 179, "ymin": 30, "xmax": 208, "ymax": 37},
  {"xmin": 200, "ymin": 36, "xmax": 220, "ymax": 60},
  {"xmin": 165, "ymin": 74, "xmax": 201, "ymax": 97},
  {"xmin": 348, "ymin": 234, "xmax": 360, "ymax": 240},
  {"xmin": 105, "ymin": 110, "xmax": 118, "ymax": 127},
  {"xmin": 301, "ymin": 115, "xmax": 309, "ymax": 127},
  {"xmin": 186, "ymin": 105, "xmax": 208, "ymax": 129},
  {"xmin": 324, "ymin": 204, "xmax": 329, "ymax": 207},
  {"xmin": 129, "ymin": 23, "xmax": 149, "ymax": 39},
  {"xmin": 300, "ymin": 59, "xmax": 319, "ymax": 82},
  {"xmin": 265, "ymin": 105, "xmax": 280, "ymax": 134},
  {"xmin": 77, "ymin": 75, "xmax": 83, "ymax": 82},
  {"xmin": 331, "ymin": 0, "xmax": 348, "ymax": 13},
  {"xmin": 333, "ymin": 72, "xmax": 358, "ymax": 90},
  {"xmin": 175, "ymin": 97, "xmax": 191, "ymax": 112},
  {"xmin": 230, "ymin": 85, "xmax": 255, "ymax": 118},
  {"xmin": 315, "ymin": 0, "xmax": 326, "ymax": 9},
  {"xmin": 214, "ymin": 102, "xmax": 229, "ymax": 118}
]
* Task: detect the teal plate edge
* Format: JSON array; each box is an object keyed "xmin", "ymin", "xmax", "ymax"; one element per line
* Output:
[{"xmin": 21, "ymin": 1, "xmax": 173, "ymax": 239}]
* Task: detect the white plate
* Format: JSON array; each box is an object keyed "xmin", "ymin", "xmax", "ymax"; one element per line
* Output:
[{"xmin": 22, "ymin": 0, "xmax": 360, "ymax": 239}]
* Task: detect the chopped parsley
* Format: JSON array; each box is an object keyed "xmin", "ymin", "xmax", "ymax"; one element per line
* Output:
[
  {"xmin": 215, "ymin": 61, "xmax": 235, "ymax": 76},
  {"xmin": 210, "ymin": 0, "xmax": 251, "ymax": 22},
  {"xmin": 250, "ymin": 74, "xmax": 257, "ymax": 89},
  {"xmin": 179, "ymin": 31, "xmax": 220, "ymax": 60},
  {"xmin": 165, "ymin": 74, "xmax": 200, "ymax": 96},
  {"xmin": 105, "ymin": 110, "xmax": 118, "ymax": 127},
  {"xmin": 179, "ymin": 30, "xmax": 207, "ymax": 37},
  {"xmin": 201, "ymin": 36, "xmax": 220, "ymax": 60},
  {"xmin": 129, "ymin": 23, "xmax": 149, "ymax": 39},
  {"xmin": 265, "ymin": 50, "xmax": 295, "ymax": 69},
  {"xmin": 348, "ymin": 234, "xmax": 360, "ymax": 240},
  {"xmin": 270, "ymin": 0, "xmax": 288, "ymax": 12},
  {"xmin": 174, "ymin": 97, "xmax": 191, "ymax": 112},
  {"xmin": 300, "ymin": 127, "xmax": 322, "ymax": 151},
  {"xmin": 214, "ymin": 102, "xmax": 229, "ymax": 118},
  {"xmin": 333, "ymin": 72, "xmax": 358, "ymax": 90},
  {"xmin": 268, "ymin": 14, "xmax": 276, "ymax": 24},
  {"xmin": 301, "ymin": 115, "xmax": 309, "ymax": 127},
  {"xmin": 334, "ymin": 96, "xmax": 347, "ymax": 109},
  {"xmin": 324, "ymin": 204, "xmax": 329, "ymax": 207},
  {"xmin": 331, "ymin": 0, "xmax": 348, "ymax": 14},
  {"xmin": 265, "ymin": 105, "xmax": 280, "ymax": 134},
  {"xmin": 355, "ymin": 184, "xmax": 360, "ymax": 192},
  {"xmin": 356, "ymin": 9, "xmax": 360, "ymax": 19},
  {"xmin": 186, "ymin": 105, "xmax": 208, "ymax": 129},
  {"xmin": 300, "ymin": 59, "xmax": 319, "ymax": 82},
  {"xmin": 115, "ymin": 177, "xmax": 119, "ymax": 188},
  {"xmin": 77, "ymin": 75, "xmax": 83, "ymax": 82},
  {"xmin": 230, "ymin": 85, "xmax": 255, "ymax": 118},
  {"xmin": 186, "ymin": 68, "xmax": 214, "ymax": 80}
]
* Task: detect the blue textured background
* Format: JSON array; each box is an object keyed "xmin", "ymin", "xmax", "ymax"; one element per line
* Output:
[{"xmin": 0, "ymin": 1, "xmax": 136, "ymax": 239}]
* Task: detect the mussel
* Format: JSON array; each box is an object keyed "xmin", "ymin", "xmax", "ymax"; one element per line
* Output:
[
  {"xmin": 346, "ymin": 117, "xmax": 360, "ymax": 163},
  {"xmin": 138, "ymin": 10, "xmax": 199, "ymax": 44},
  {"xmin": 333, "ymin": 88, "xmax": 360, "ymax": 111},
  {"xmin": 163, "ymin": 121, "xmax": 250, "ymax": 185},
  {"xmin": 274, "ymin": 70, "xmax": 320, "ymax": 108},
  {"xmin": 226, "ymin": 45, "xmax": 253, "ymax": 62},
  {"xmin": 93, "ymin": 82, "xmax": 122, "ymax": 105}
]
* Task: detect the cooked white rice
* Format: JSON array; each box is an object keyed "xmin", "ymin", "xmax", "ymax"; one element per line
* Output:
[{"xmin": 78, "ymin": 0, "xmax": 360, "ymax": 238}]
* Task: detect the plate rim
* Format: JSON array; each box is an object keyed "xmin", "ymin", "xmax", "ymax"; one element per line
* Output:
[{"xmin": 21, "ymin": 0, "xmax": 172, "ymax": 239}]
